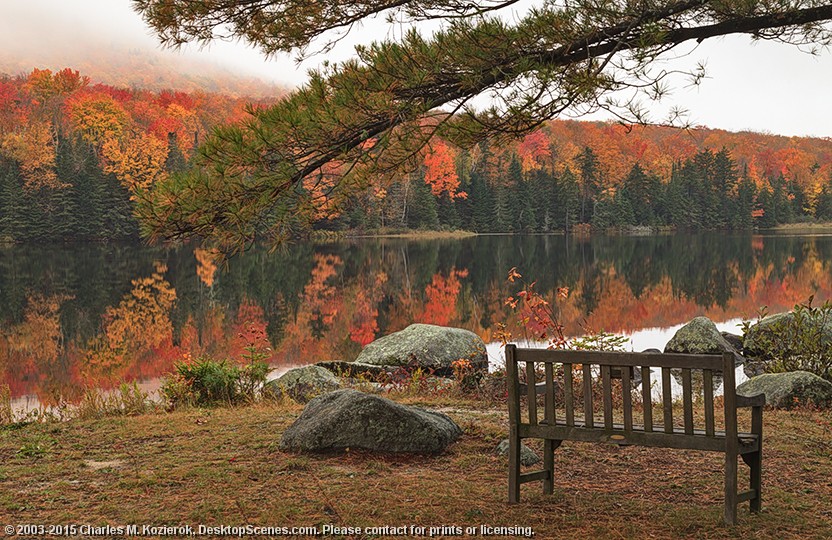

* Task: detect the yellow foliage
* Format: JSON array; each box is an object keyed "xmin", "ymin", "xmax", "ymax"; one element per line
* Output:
[
  {"xmin": 68, "ymin": 94, "xmax": 129, "ymax": 147},
  {"xmin": 0, "ymin": 121, "xmax": 64, "ymax": 190},
  {"xmin": 102, "ymin": 132, "xmax": 168, "ymax": 195},
  {"xmin": 194, "ymin": 247, "xmax": 220, "ymax": 287},
  {"xmin": 6, "ymin": 293, "xmax": 73, "ymax": 366},
  {"xmin": 95, "ymin": 262, "xmax": 177, "ymax": 356}
]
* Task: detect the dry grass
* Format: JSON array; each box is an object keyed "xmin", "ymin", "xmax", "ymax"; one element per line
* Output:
[{"xmin": 0, "ymin": 394, "xmax": 830, "ymax": 539}]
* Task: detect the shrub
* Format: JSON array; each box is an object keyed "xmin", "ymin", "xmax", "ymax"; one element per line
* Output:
[
  {"xmin": 742, "ymin": 296, "xmax": 832, "ymax": 382},
  {"xmin": 162, "ymin": 355, "xmax": 270, "ymax": 409}
]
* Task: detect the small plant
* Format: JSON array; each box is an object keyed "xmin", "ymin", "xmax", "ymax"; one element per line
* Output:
[
  {"xmin": 741, "ymin": 296, "xmax": 832, "ymax": 381},
  {"xmin": 162, "ymin": 346, "xmax": 272, "ymax": 409},
  {"xmin": 16, "ymin": 435, "xmax": 55, "ymax": 459},
  {"xmin": 451, "ymin": 358, "xmax": 480, "ymax": 393},
  {"xmin": 500, "ymin": 267, "xmax": 626, "ymax": 353},
  {"xmin": 77, "ymin": 382, "xmax": 156, "ymax": 419},
  {"xmin": 0, "ymin": 384, "xmax": 12, "ymax": 425},
  {"xmin": 171, "ymin": 358, "xmax": 241, "ymax": 406}
]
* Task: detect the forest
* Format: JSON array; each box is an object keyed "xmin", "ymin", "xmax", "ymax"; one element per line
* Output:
[{"xmin": 2, "ymin": 67, "xmax": 832, "ymax": 242}]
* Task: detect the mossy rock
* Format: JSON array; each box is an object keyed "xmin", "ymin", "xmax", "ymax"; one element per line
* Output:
[
  {"xmin": 664, "ymin": 316, "xmax": 743, "ymax": 364},
  {"xmin": 266, "ymin": 365, "xmax": 341, "ymax": 404},
  {"xmin": 279, "ymin": 389, "xmax": 462, "ymax": 453},
  {"xmin": 737, "ymin": 371, "xmax": 832, "ymax": 409},
  {"xmin": 355, "ymin": 323, "xmax": 488, "ymax": 376}
]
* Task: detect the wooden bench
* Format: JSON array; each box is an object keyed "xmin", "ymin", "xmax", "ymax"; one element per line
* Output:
[{"xmin": 505, "ymin": 345, "xmax": 765, "ymax": 525}]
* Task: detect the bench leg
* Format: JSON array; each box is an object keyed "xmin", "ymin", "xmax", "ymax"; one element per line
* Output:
[
  {"xmin": 542, "ymin": 439, "xmax": 562, "ymax": 495},
  {"xmin": 724, "ymin": 450, "xmax": 738, "ymax": 525},
  {"xmin": 508, "ymin": 425, "xmax": 521, "ymax": 503},
  {"xmin": 742, "ymin": 450, "xmax": 762, "ymax": 513}
]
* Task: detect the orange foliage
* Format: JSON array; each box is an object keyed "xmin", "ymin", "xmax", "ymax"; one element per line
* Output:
[
  {"xmin": 424, "ymin": 139, "xmax": 464, "ymax": 199},
  {"xmin": 517, "ymin": 130, "xmax": 552, "ymax": 172},
  {"xmin": 419, "ymin": 268, "xmax": 468, "ymax": 326}
]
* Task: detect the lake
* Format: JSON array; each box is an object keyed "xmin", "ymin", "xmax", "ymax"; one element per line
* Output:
[{"xmin": 2, "ymin": 232, "xmax": 831, "ymax": 410}]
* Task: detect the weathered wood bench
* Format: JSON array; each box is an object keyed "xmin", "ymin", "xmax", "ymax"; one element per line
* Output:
[{"xmin": 505, "ymin": 345, "xmax": 765, "ymax": 525}]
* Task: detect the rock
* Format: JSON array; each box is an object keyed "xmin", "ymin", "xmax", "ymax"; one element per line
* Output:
[
  {"xmin": 743, "ymin": 361, "xmax": 767, "ymax": 379},
  {"xmin": 737, "ymin": 371, "xmax": 832, "ymax": 409},
  {"xmin": 664, "ymin": 316, "xmax": 743, "ymax": 364},
  {"xmin": 354, "ymin": 323, "xmax": 488, "ymax": 376},
  {"xmin": 266, "ymin": 365, "xmax": 342, "ymax": 404},
  {"xmin": 495, "ymin": 439, "xmax": 541, "ymax": 466},
  {"xmin": 315, "ymin": 361, "xmax": 391, "ymax": 380},
  {"xmin": 721, "ymin": 332, "xmax": 744, "ymax": 353},
  {"xmin": 278, "ymin": 389, "xmax": 462, "ymax": 453}
]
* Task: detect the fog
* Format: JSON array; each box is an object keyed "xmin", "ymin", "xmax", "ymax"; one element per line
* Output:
[{"xmin": 1, "ymin": 0, "xmax": 831, "ymax": 136}]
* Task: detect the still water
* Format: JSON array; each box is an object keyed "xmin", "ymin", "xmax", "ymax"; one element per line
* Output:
[{"xmin": 2, "ymin": 233, "xmax": 830, "ymax": 408}]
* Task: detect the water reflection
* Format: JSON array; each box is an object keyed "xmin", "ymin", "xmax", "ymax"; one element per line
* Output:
[{"xmin": 1, "ymin": 233, "xmax": 830, "ymax": 405}]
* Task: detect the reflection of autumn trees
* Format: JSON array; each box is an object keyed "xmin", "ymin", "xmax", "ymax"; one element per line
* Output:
[
  {"xmin": 419, "ymin": 268, "xmax": 467, "ymax": 327},
  {"xmin": 84, "ymin": 262, "xmax": 177, "ymax": 381},
  {"xmin": 4, "ymin": 235, "xmax": 832, "ymax": 402}
]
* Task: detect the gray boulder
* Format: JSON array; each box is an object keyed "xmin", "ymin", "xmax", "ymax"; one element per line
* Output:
[
  {"xmin": 495, "ymin": 439, "xmax": 541, "ymax": 466},
  {"xmin": 354, "ymin": 323, "xmax": 488, "ymax": 376},
  {"xmin": 664, "ymin": 316, "xmax": 743, "ymax": 364},
  {"xmin": 315, "ymin": 361, "xmax": 391, "ymax": 379},
  {"xmin": 737, "ymin": 371, "xmax": 832, "ymax": 409},
  {"xmin": 279, "ymin": 389, "xmax": 462, "ymax": 453},
  {"xmin": 266, "ymin": 365, "xmax": 341, "ymax": 403},
  {"xmin": 721, "ymin": 332, "xmax": 744, "ymax": 353}
]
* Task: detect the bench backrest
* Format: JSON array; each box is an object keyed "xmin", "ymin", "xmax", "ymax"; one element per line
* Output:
[{"xmin": 506, "ymin": 345, "xmax": 738, "ymax": 447}]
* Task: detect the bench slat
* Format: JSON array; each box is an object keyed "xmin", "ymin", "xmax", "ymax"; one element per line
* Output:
[
  {"xmin": 623, "ymin": 366, "xmax": 633, "ymax": 432},
  {"xmin": 704, "ymin": 369, "xmax": 715, "ymax": 437},
  {"xmin": 641, "ymin": 366, "xmax": 653, "ymax": 432},
  {"xmin": 662, "ymin": 367, "xmax": 673, "ymax": 434},
  {"xmin": 602, "ymin": 365, "xmax": 613, "ymax": 430},
  {"xmin": 526, "ymin": 360, "xmax": 537, "ymax": 426},
  {"xmin": 682, "ymin": 368, "xmax": 694, "ymax": 435},
  {"xmin": 544, "ymin": 362, "xmax": 555, "ymax": 425},
  {"xmin": 520, "ymin": 423, "xmax": 759, "ymax": 453},
  {"xmin": 512, "ymin": 348, "xmax": 723, "ymax": 370},
  {"xmin": 583, "ymin": 364, "xmax": 594, "ymax": 428},
  {"xmin": 564, "ymin": 364, "xmax": 574, "ymax": 427}
]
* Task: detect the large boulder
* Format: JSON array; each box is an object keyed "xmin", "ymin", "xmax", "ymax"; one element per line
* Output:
[
  {"xmin": 664, "ymin": 316, "xmax": 743, "ymax": 364},
  {"xmin": 354, "ymin": 323, "xmax": 488, "ymax": 376},
  {"xmin": 315, "ymin": 361, "xmax": 391, "ymax": 380},
  {"xmin": 266, "ymin": 365, "xmax": 341, "ymax": 403},
  {"xmin": 737, "ymin": 371, "xmax": 832, "ymax": 409},
  {"xmin": 279, "ymin": 389, "xmax": 462, "ymax": 453}
]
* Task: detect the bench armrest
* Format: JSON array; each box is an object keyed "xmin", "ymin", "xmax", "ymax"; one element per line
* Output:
[{"xmin": 736, "ymin": 392, "xmax": 766, "ymax": 408}]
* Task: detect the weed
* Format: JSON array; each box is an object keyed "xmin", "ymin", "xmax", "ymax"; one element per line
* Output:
[
  {"xmin": 0, "ymin": 384, "xmax": 12, "ymax": 425},
  {"xmin": 76, "ymin": 383, "xmax": 157, "ymax": 420}
]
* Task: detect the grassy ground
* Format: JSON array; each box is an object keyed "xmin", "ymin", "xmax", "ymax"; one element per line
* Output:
[
  {"xmin": 769, "ymin": 222, "xmax": 832, "ymax": 233},
  {"xmin": 0, "ymin": 394, "xmax": 830, "ymax": 539}
]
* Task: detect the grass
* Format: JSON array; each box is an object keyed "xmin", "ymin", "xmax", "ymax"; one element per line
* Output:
[
  {"xmin": 0, "ymin": 393, "xmax": 830, "ymax": 539},
  {"xmin": 769, "ymin": 221, "xmax": 832, "ymax": 233}
]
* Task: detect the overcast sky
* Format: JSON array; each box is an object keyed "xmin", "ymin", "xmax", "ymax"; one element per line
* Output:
[{"xmin": 1, "ymin": 0, "xmax": 831, "ymax": 138}]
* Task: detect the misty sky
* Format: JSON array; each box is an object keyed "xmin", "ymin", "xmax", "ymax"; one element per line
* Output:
[{"xmin": 1, "ymin": 0, "xmax": 831, "ymax": 137}]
